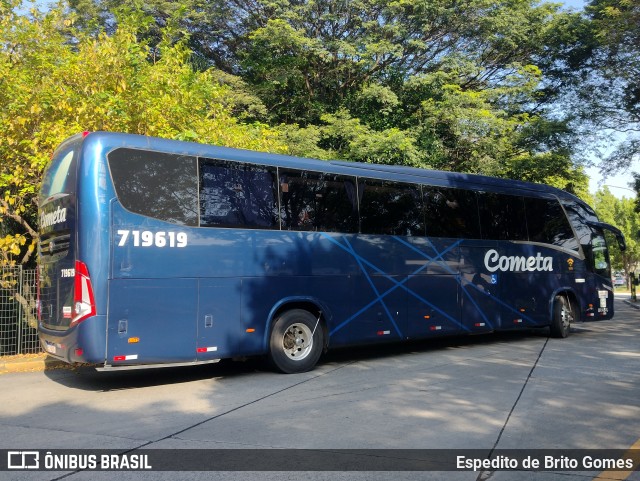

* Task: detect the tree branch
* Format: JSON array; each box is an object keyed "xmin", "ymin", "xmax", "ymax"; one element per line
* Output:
[{"xmin": 0, "ymin": 199, "xmax": 38, "ymax": 238}]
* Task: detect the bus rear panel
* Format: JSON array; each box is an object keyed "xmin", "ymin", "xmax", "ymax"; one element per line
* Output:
[{"xmin": 38, "ymin": 133, "xmax": 108, "ymax": 364}]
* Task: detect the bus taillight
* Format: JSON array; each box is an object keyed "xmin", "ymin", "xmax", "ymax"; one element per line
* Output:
[{"xmin": 71, "ymin": 260, "xmax": 96, "ymax": 326}]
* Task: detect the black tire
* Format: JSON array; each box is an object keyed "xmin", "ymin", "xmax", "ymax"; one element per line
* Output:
[
  {"xmin": 268, "ymin": 309, "xmax": 323, "ymax": 374},
  {"xmin": 550, "ymin": 295, "xmax": 572, "ymax": 338}
]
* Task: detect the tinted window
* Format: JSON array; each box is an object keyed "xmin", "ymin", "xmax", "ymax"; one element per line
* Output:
[
  {"xmin": 359, "ymin": 180, "xmax": 424, "ymax": 236},
  {"xmin": 423, "ymin": 187, "xmax": 480, "ymax": 238},
  {"xmin": 280, "ymin": 170, "xmax": 358, "ymax": 233},
  {"xmin": 41, "ymin": 146, "xmax": 77, "ymax": 200},
  {"xmin": 525, "ymin": 197, "xmax": 579, "ymax": 251},
  {"xmin": 478, "ymin": 192, "xmax": 527, "ymax": 240},
  {"xmin": 591, "ymin": 230, "xmax": 611, "ymax": 277},
  {"xmin": 562, "ymin": 200, "xmax": 597, "ymax": 246},
  {"xmin": 199, "ymin": 159, "xmax": 279, "ymax": 229},
  {"xmin": 108, "ymin": 148, "xmax": 198, "ymax": 226}
]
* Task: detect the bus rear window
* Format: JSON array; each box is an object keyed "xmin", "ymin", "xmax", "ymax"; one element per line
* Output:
[{"xmin": 41, "ymin": 144, "xmax": 77, "ymax": 200}]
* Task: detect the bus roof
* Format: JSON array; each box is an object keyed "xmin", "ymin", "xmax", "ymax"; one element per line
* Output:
[{"xmin": 82, "ymin": 131, "xmax": 585, "ymax": 204}]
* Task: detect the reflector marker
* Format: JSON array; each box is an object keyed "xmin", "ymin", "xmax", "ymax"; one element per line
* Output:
[
  {"xmin": 377, "ymin": 330, "xmax": 391, "ymax": 336},
  {"xmin": 429, "ymin": 326, "xmax": 442, "ymax": 331},
  {"xmin": 246, "ymin": 328, "xmax": 256, "ymax": 333},
  {"xmin": 513, "ymin": 319, "xmax": 523, "ymax": 324},
  {"xmin": 474, "ymin": 323, "xmax": 486, "ymax": 327},
  {"xmin": 196, "ymin": 346, "xmax": 218, "ymax": 353},
  {"xmin": 113, "ymin": 354, "xmax": 138, "ymax": 362}
]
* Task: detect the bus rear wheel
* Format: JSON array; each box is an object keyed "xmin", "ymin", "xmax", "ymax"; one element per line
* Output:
[
  {"xmin": 268, "ymin": 309, "xmax": 323, "ymax": 373},
  {"xmin": 550, "ymin": 295, "xmax": 572, "ymax": 338}
]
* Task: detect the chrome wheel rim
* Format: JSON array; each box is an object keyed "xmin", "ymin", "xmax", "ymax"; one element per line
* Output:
[
  {"xmin": 281, "ymin": 323, "xmax": 313, "ymax": 361},
  {"xmin": 560, "ymin": 302, "xmax": 572, "ymax": 329}
]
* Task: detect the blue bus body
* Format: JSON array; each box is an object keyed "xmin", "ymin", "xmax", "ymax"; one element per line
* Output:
[{"xmin": 37, "ymin": 132, "xmax": 623, "ymax": 372}]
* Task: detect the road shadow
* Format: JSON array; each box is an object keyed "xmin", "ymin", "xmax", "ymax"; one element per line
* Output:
[{"xmin": 44, "ymin": 327, "xmax": 558, "ymax": 391}]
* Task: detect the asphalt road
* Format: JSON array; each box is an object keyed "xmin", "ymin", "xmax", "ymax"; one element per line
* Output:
[{"xmin": 1, "ymin": 296, "xmax": 638, "ymax": 481}]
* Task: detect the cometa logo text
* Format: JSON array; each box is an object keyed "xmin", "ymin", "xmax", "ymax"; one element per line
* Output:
[
  {"xmin": 484, "ymin": 249, "xmax": 553, "ymax": 273},
  {"xmin": 40, "ymin": 206, "xmax": 67, "ymax": 228}
]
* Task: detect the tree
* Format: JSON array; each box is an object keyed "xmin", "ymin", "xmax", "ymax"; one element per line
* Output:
[
  {"xmin": 594, "ymin": 187, "xmax": 640, "ymax": 282},
  {"xmin": 554, "ymin": 0, "xmax": 640, "ymax": 174},
  {"xmin": 68, "ymin": 0, "xmax": 589, "ymax": 191},
  {"xmin": 0, "ymin": 2, "xmax": 285, "ymax": 265}
]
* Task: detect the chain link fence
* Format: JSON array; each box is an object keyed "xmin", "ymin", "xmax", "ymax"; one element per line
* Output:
[{"xmin": 0, "ymin": 266, "xmax": 41, "ymax": 356}]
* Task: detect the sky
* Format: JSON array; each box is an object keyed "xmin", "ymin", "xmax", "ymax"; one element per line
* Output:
[
  {"xmin": 587, "ymin": 165, "xmax": 639, "ymax": 199},
  {"xmin": 558, "ymin": 0, "xmax": 638, "ymax": 198},
  {"xmin": 561, "ymin": 0, "xmax": 586, "ymax": 9}
]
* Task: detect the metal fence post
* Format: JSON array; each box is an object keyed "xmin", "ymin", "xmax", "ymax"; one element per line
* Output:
[{"xmin": 17, "ymin": 266, "xmax": 23, "ymax": 354}]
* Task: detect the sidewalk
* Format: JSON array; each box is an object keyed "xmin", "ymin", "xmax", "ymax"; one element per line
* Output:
[{"xmin": 0, "ymin": 353, "xmax": 67, "ymax": 374}]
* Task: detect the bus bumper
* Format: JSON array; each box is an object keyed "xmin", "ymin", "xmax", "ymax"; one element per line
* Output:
[{"xmin": 38, "ymin": 315, "xmax": 107, "ymax": 364}]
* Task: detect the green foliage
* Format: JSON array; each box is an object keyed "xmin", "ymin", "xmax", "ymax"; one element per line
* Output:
[
  {"xmin": 594, "ymin": 187, "xmax": 640, "ymax": 278},
  {"xmin": 0, "ymin": 2, "xmax": 285, "ymax": 265},
  {"xmin": 557, "ymin": 0, "xmax": 640, "ymax": 173},
  {"xmin": 67, "ymin": 0, "xmax": 589, "ymax": 191}
]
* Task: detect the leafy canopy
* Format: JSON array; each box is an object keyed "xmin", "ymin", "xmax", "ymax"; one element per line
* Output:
[
  {"xmin": 67, "ymin": 0, "xmax": 589, "ymax": 190},
  {"xmin": 0, "ymin": 1, "xmax": 284, "ymax": 265}
]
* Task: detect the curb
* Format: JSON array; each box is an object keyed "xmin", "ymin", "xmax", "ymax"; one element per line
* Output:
[
  {"xmin": 623, "ymin": 299, "xmax": 640, "ymax": 310},
  {"xmin": 0, "ymin": 354, "xmax": 67, "ymax": 374}
]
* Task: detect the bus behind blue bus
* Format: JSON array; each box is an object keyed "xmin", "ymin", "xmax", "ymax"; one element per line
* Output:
[{"xmin": 37, "ymin": 132, "xmax": 625, "ymax": 373}]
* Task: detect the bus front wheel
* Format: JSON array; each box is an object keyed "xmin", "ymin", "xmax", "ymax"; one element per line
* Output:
[
  {"xmin": 268, "ymin": 309, "xmax": 323, "ymax": 374},
  {"xmin": 550, "ymin": 295, "xmax": 572, "ymax": 338}
]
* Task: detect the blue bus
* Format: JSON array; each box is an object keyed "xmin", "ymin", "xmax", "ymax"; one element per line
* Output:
[{"xmin": 37, "ymin": 131, "xmax": 625, "ymax": 373}]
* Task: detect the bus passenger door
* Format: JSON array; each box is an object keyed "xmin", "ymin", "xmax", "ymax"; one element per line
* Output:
[
  {"xmin": 459, "ymin": 243, "xmax": 500, "ymax": 333},
  {"xmin": 107, "ymin": 279, "xmax": 198, "ymax": 365},
  {"xmin": 197, "ymin": 279, "xmax": 242, "ymax": 360}
]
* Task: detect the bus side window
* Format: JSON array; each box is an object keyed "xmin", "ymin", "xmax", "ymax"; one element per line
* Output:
[
  {"xmin": 108, "ymin": 148, "xmax": 199, "ymax": 226},
  {"xmin": 525, "ymin": 197, "xmax": 579, "ymax": 251},
  {"xmin": 562, "ymin": 201, "xmax": 594, "ymax": 247},
  {"xmin": 423, "ymin": 186, "xmax": 481, "ymax": 239},
  {"xmin": 477, "ymin": 192, "xmax": 527, "ymax": 241},
  {"xmin": 279, "ymin": 169, "xmax": 358, "ymax": 233},
  {"xmin": 199, "ymin": 159, "xmax": 279, "ymax": 229},
  {"xmin": 359, "ymin": 180, "xmax": 424, "ymax": 236},
  {"xmin": 591, "ymin": 230, "xmax": 610, "ymax": 277}
]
